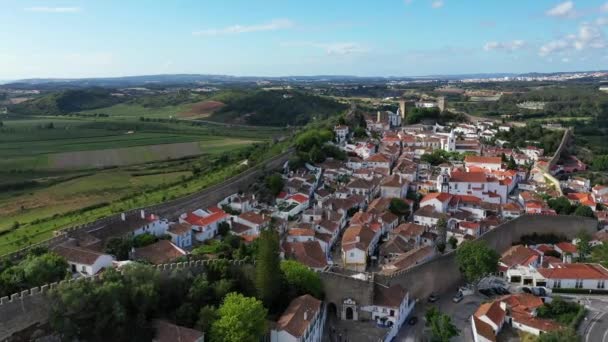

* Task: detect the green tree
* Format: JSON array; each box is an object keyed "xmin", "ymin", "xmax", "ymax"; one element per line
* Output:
[
  {"xmin": 573, "ymin": 205, "xmax": 595, "ymax": 218},
  {"xmin": 132, "ymin": 233, "xmax": 158, "ymax": 248},
  {"xmin": 196, "ymin": 305, "xmax": 217, "ymax": 333},
  {"xmin": 21, "ymin": 252, "xmax": 68, "ymax": 286},
  {"xmin": 575, "ymin": 230, "xmax": 592, "ymax": 262},
  {"xmin": 547, "ymin": 197, "xmax": 574, "ymax": 215},
  {"xmin": 255, "ymin": 229, "xmax": 282, "ymax": 308},
  {"xmin": 389, "ymin": 198, "xmax": 410, "ymax": 221},
  {"xmin": 217, "ymin": 222, "xmax": 230, "ymax": 237},
  {"xmin": 507, "ymin": 155, "xmax": 517, "ymax": 170},
  {"xmin": 425, "ymin": 307, "xmax": 459, "ymax": 342},
  {"xmin": 265, "ymin": 173, "xmax": 284, "ymax": 196},
  {"xmin": 210, "ymin": 293, "xmax": 268, "ymax": 342},
  {"xmin": 537, "ymin": 328, "xmax": 579, "ymax": 342},
  {"xmin": 353, "ymin": 126, "xmax": 367, "ymax": 138},
  {"xmin": 592, "ymin": 242, "xmax": 608, "ymax": 267},
  {"xmin": 436, "ymin": 218, "xmax": 448, "ymax": 245},
  {"xmin": 280, "ymin": 260, "xmax": 323, "ymax": 299},
  {"xmin": 456, "ymin": 241, "xmax": 499, "ymax": 283},
  {"xmin": 448, "ymin": 236, "xmax": 458, "ymax": 250},
  {"xmin": 105, "ymin": 237, "xmax": 133, "ymax": 260},
  {"xmin": 188, "ymin": 275, "xmax": 213, "ymax": 306}
]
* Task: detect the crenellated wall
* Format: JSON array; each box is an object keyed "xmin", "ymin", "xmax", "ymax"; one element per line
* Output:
[
  {"xmin": 0, "ymin": 258, "xmax": 251, "ymax": 341},
  {"xmin": 321, "ymin": 215, "xmax": 598, "ymax": 315},
  {"xmin": 376, "ymin": 214, "xmax": 598, "ymax": 298}
]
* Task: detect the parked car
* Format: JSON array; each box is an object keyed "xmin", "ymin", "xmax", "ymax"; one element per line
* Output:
[
  {"xmin": 408, "ymin": 316, "xmax": 418, "ymax": 325},
  {"xmin": 452, "ymin": 291, "xmax": 464, "ymax": 303},
  {"xmin": 459, "ymin": 285, "xmax": 475, "ymax": 296},
  {"xmin": 479, "ymin": 288, "xmax": 493, "ymax": 297},
  {"xmin": 427, "ymin": 293, "xmax": 439, "ymax": 303}
]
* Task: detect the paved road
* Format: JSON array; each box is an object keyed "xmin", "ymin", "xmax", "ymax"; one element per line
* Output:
[
  {"xmin": 561, "ymin": 295, "xmax": 608, "ymax": 342},
  {"xmin": 395, "ymin": 291, "xmax": 484, "ymax": 342}
]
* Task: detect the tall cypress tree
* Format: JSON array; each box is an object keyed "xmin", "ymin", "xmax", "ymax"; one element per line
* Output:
[{"xmin": 255, "ymin": 228, "xmax": 282, "ymax": 308}]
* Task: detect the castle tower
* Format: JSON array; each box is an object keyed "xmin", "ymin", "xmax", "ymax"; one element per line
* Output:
[
  {"xmin": 438, "ymin": 96, "xmax": 446, "ymax": 112},
  {"xmin": 399, "ymin": 99, "xmax": 407, "ymax": 120}
]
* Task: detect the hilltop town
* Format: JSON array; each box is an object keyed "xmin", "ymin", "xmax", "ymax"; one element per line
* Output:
[{"xmin": 1, "ymin": 93, "xmax": 607, "ymax": 342}]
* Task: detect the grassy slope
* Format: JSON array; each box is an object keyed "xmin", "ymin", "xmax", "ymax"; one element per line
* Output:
[{"xmin": 0, "ymin": 140, "xmax": 288, "ymax": 255}]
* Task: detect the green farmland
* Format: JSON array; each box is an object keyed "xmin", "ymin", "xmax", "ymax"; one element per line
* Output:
[{"xmin": 0, "ymin": 111, "xmax": 288, "ymax": 255}]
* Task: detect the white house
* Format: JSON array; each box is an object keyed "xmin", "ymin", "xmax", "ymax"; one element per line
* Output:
[
  {"xmin": 53, "ymin": 244, "xmax": 114, "ymax": 276},
  {"xmin": 360, "ymin": 284, "xmax": 414, "ymax": 328},
  {"xmin": 341, "ymin": 224, "xmax": 379, "ymax": 271},
  {"xmin": 438, "ymin": 170, "xmax": 508, "ymax": 204},
  {"xmin": 538, "ymin": 263, "xmax": 608, "ymax": 290},
  {"xmin": 180, "ymin": 207, "xmax": 229, "ymax": 242},
  {"xmin": 464, "ymin": 156, "xmax": 503, "ymax": 171},
  {"xmin": 271, "ymin": 294, "xmax": 325, "ymax": 342},
  {"xmin": 334, "ymin": 125, "xmax": 349, "ymax": 144},
  {"xmin": 166, "ymin": 222, "xmax": 193, "ymax": 249},
  {"xmin": 380, "ymin": 175, "xmax": 409, "ymax": 199}
]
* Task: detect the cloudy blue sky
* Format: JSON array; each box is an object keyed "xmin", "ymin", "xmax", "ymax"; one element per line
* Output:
[{"xmin": 1, "ymin": 0, "xmax": 607, "ymax": 79}]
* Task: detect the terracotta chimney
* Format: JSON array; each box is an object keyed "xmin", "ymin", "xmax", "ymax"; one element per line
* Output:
[{"xmin": 140, "ymin": 210, "xmax": 145, "ymax": 219}]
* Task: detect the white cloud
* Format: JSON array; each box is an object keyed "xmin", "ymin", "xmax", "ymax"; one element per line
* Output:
[
  {"xmin": 602, "ymin": 2, "xmax": 608, "ymax": 12},
  {"xmin": 193, "ymin": 19, "xmax": 293, "ymax": 36},
  {"xmin": 539, "ymin": 23, "xmax": 606, "ymax": 56},
  {"xmin": 539, "ymin": 39, "xmax": 569, "ymax": 56},
  {"xmin": 561, "ymin": 57, "xmax": 570, "ymax": 62},
  {"xmin": 431, "ymin": 0, "xmax": 444, "ymax": 9},
  {"xmin": 404, "ymin": 0, "xmax": 414, "ymax": 4},
  {"xmin": 596, "ymin": 17, "xmax": 608, "ymax": 26},
  {"xmin": 24, "ymin": 7, "xmax": 81, "ymax": 13},
  {"xmin": 546, "ymin": 1, "xmax": 576, "ymax": 18},
  {"xmin": 325, "ymin": 43, "xmax": 367, "ymax": 55},
  {"xmin": 281, "ymin": 41, "xmax": 367, "ymax": 56},
  {"xmin": 483, "ymin": 40, "xmax": 526, "ymax": 52}
]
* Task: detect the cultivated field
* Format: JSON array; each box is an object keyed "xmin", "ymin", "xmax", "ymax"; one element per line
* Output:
[{"xmin": 177, "ymin": 100, "xmax": 226, "ymax": 119}]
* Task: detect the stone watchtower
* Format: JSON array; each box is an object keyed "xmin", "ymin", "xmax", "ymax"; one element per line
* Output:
[
  {"xmin": 437, "ymin": 96, "xmax": 447, "ymax": 112},
  {"xmin": 398, "ymin": 99, "xmax": 407, "ymax": 122}
]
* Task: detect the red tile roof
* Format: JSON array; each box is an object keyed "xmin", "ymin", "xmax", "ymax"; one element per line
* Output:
[
  {"xmin": 289, "ymin": 193, "xmax": 309, "ymax": 204},
  {"xmin": 555, "ymin": 242, "xmax": 577, "ymax": 254},
  {"xmin": 465, "ymin": 156, "xmax": 502, "ymax": 164},
  {"xmin": 475, "ymin": 301, "xmax": 505, "ymax": 327},
  {"xmin": 450, "ymin": 171, "xmax": 489, "ymax": 183},
  {"xmin": 538, "ymin": 263, "xmax": 608, "ymax": 280},
  {"xmin": 500, "ymin": 245, "xmax": 539, "ymax": 268},
  {"xmin": 238, "ymin": 211, "xmax": 270, "ymax": 225},
  {"xmin": 421, "ymin": 192, "xmax": 452, "ymax": 203},
  {"xmin": 275, "ymin": 294, "xmax": 322, "ymax": 338},
  {"xmin": 184, "ymin": 210, "xmax": 228, "ymax": 227}
]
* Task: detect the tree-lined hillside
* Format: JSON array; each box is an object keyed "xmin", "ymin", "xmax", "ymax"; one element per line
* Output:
[
  {"xmin": 9, "ymin": 89, "xmax": 124, "ymax": 115},
  {"xmin": 209, "ymin": 90, "xmax": 348, "ymax": 126}
]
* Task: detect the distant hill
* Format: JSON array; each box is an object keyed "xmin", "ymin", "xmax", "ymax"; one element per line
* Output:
[
  {"xmin": 9, "ymin": 89, "xmax": 124, "ymax": 115},
  {"xmin": 208, "ymin": 90, "xmax": 348, "ymax": 126}
]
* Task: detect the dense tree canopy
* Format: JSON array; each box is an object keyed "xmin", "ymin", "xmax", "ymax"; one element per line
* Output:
[
  {"xmin": 456, "ymin": 241, "xmax": 500, "ymax": 283},
  {"xmin": 210, "ymin": 293, "xmax": 268, "ymax": 342},
  {"xmin": 280, "ymin": 260, "xmax": 323, "ymax": 299},
  {"xmin": 255, "ymin": 229, "xmax": 282, "ymax": 309},
  {"xmin": 573, "ymin": 205, "xmax": 595, "ymax": 218},
  {"xmin": 425, "ymin": 307, "xmax": 459, "ymax": 342},
  {"xmin": 0, "ymin": 251, "xmax": 68, "ymax": 296}
]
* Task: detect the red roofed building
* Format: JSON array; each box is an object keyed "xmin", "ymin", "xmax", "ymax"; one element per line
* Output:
[
  {"xmin": 554, "ymin": 242, "xmax": 578, "ymax": 261},
  {"xmin": 471, "ymin": 293, "xmax": 562, "ymax": 340},
  {"xmin": 341, "ymin": 224, "xmax": 380, "ymax": 271},
  {"xmin": 537, "ymin": 263, "xmax": 608, "ymax": 290},
  {"xmin": 464, "ymin": 155, "xmax": 503, "ymax": 171},
  {"xmin": 271, "ymin": 294, "xmax": 325, "ymax": 342},
  {"xmin": 179, "ymin": 208, "xmax": 229, "ymax": 242}
]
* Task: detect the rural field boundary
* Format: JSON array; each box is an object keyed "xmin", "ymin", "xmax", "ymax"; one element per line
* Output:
[{"xmin": 1, "ymin": 148, "xmax": 293, "ymax": 260}]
